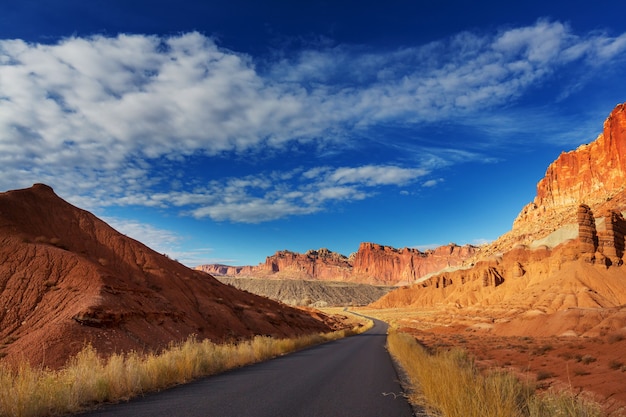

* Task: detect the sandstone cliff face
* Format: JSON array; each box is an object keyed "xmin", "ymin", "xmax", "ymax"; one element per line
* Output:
[
  {"xmin": 351, "ymin": 242, "xmax": 477, "ymax": 285},
  {"xmin": 535, "ymin": 103, "xmax": 626, "ymax": 210},
  {"xmin": 483, "ymin": 103, "xmax": 626, "ymax": 257},
  {"xmin": 371, "ymin": 234, "xmax": 626, "ymax": 313},
  {"xmin": 196, "ymin": 264, "xmax": 256, "ymax": 276},
  {"xmin": 261, "ymin": 248, "xmax": 353, "ymax": 281},
  {"xmin": 0, "ymin": 184, "xmax": 336, "ymax": 368},
  {"xmin": 374, "ymin": 103, "xmax": 626, "ymax": 314},
  {"xmin": 197, "ymin": 243, "xmax": 478, "ymax": 285}
]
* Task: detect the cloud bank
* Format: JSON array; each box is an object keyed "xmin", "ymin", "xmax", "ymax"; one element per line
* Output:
[{"xmin": 1, "ymin": 20, "xmax": 625, "ymax": 222}]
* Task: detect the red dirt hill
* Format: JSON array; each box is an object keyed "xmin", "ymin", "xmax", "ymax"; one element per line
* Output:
[{"xmin": 0, "ymin": 184, "xmax": 337, "ymax": 369}]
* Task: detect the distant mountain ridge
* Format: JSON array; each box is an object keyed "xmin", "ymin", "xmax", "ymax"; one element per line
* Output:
[{"xmin": 197, "ymin": 243, "xmax": 478, "ymax": 285}]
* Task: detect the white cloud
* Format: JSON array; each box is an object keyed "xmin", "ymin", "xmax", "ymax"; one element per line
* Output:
[
  {"xmin": 422, "ymin": 178, "xmax": 443, "ymax": 188},
  {"xmin": 104, "ymin": 164, "xmax": 426, "ymax": 223},
  {"xmin": 328, "ymin": 165, "xmax": 428, "ymax": 186},
  {"xmin": 1, "ymin": 20, "xmax": 625, "ymax": 222},
  {"xmin": 103, "ymin": 217, "xmax": 182, "ymax": 253}
]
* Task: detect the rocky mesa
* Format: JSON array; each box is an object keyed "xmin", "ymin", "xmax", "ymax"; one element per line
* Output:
[
  {"xmin": 197, "ymin": 243, "xmax": 478, "ymax": 285},
  {"xmin": 0, "ymin": 184, "xmax": 338, "ymax": 369}
]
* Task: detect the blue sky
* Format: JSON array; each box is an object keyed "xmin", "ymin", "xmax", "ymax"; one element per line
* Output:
[{"xmin": 1, "ymin": 1, "xmax": 626, "ymax": 266}]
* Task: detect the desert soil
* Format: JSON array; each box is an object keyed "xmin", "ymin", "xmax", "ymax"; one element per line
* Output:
[{"xmin": 357, "ymin": 307, "xmax": 626, "ymax": 416}]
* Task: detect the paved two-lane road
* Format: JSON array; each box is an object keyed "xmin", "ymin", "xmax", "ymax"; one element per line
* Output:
[{"xmin": 80, "ymin": 319, "xmax": 414, "ymax": 417}]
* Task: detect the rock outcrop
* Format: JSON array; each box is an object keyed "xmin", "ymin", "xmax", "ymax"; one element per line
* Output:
[
  {"xmin": 372, "ymin": 103, "xmax": 626, "ymax": 313},
  {"xmin": 197, "ymin": 243, "xmax": 478, "ymax": 286},
  {"xmin": 197, "ymin": 264, "xmax": 256, "ymax": 276},
  {"xmin": 577, "ymin": 204, "xmax": 598, "ymax": 254},
  {"xmin": 0, "ymin": 184, "xmax": 337, "ymax": 369},
  {"xmin": 483, "ymin": 103, "xmax": 626, "ymax": 257},
  {"xmin": 535, "ymin": 103, "xmax": 626, "ymax": 210},
  {"xmin": 350, "ymin": 242, "xmax": 477, "ymax": 285},
  {"xmin": 597, "ymin": 209, "xmax": 626, "ymax": 264}
]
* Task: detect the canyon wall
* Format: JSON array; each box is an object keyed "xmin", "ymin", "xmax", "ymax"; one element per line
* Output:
[
  {"xmin": 374, "ymin": 103, "xmax": 626, "ymax": 311},
  {"xmin": 197, "ymin": 243, "xmax": 478, "ymax": 285},
  {"xmin": 350, "ymin": 242, "xmax": 477, "ymax": 284},
  {"xmin": 484, "ymin": 103, "xmax": 626, "ymax": 257},
  {"xmin": 535, "ymin": 103, "xmax": 626, "ymax": 210}
]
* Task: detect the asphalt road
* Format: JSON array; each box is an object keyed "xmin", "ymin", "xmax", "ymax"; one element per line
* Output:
[{"xmin": 78, "ymin": 318, "xmax": 415, "ymax": 417}]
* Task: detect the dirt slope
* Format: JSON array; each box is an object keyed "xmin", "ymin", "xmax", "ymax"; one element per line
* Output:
[
  {"xmin": 216, "ymin": 276, "xmax": 394, "ymax": 307},
  {"xmin": 0, "ymin": 184, "xmax": 337, "ymax": 369}
]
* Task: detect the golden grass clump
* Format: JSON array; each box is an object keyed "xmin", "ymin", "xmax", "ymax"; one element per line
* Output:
[
  {"xmin": 387, "ymin": 330, "xmax": 604, "ymax": 417},
  {"xmin": 0, "ymin": 320, "xmax": 371, "ymax": 417}
]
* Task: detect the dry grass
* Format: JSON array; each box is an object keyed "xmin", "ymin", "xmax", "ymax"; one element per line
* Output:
[
  {"xmin": 387, "ymin": 330, "xmax": 604, "ymax": 417},
  {"xmin": 0, "ymin": 322, "xmax": 369, "ymax": 417}
]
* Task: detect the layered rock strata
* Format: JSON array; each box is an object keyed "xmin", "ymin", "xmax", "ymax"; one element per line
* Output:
[
  {"xmin": 578, "ymin": 204, "xmax": 598, "ymax": 253},
  {"xmin": 198, "ymin": 243, "xmax": 478, "ymax": 286},
  {"xmin": 482, "ymin": 103, "xmax": 626, "ymax": 258}
]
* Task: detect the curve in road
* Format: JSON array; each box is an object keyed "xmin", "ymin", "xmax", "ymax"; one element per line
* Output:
[{"xmin": 79, "ymin": 318, "xmax": 414, "ymax": 417}]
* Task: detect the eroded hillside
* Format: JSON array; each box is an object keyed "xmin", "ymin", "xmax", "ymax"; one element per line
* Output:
[{"xmin": 0, "ymin": 184, "xmax": 338, "ymax": 368}]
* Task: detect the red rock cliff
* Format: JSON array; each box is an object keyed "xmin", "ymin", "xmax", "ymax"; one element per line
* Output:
[
  {"xmin": 351, "ymin": 242, "xmax": 478, "ymax": 285},
  {"xmin": 535, "ymin": 103, "xmax": 626, "ymax": 210},
  {"xmin": 198, "ymin": 243, "xmax": 478, "ymax": 285},
  {"xmin": 485, "ymin": 103, "xmax": 626, "ymax": 256}
]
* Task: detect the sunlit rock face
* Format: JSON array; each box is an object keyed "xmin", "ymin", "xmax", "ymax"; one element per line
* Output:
[
  {"xmin": 371, "ymin": 103, "xmax": 626, "ymax": 313},
  {"xmin": 535, "ymin": 103, "xmax": 626, "ymax": 210},
  {"xmin": 350, "ymin": 242, "xmax": 478, "ymax": 285},
  {"xmin": 483, "ymin": 103, "xmax": 626, "ymax": 257},
  {"xmin": 197, "ymin": 243, "xmax": 478, "ymax": 286}
]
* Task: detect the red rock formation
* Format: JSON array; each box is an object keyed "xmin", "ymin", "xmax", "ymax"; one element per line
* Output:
[
  {"xmin": 196, "ymin": 264, "xmax": 256, "ymax": 276},
  {"xmin": 597, "ymin": 210, "xmax": 626, "ymax": 265},
  {"xmin": 536, "ymin": 103, "xmax": 626, "ymax": 210},
  {"xmin": 260, "ymin": 248, "xmax": 353, "ymax": 281},
  {"xmin": 351, "ymin": 242, "xmax": 478, "ymax": 285},
  {"xmin": 198, "ymin": 243, "xmax": 478, "ymax": 285},
  {"xmin": 0, "ymin": 184, "xmax": 336, "ymax": 369},
  {"xmin": 483, "ymin": 103, "xmax": 626, "ymax": 257},
  {"xmin": 577, "ymin": 204, "xmax": 598, "ymax": 254}
]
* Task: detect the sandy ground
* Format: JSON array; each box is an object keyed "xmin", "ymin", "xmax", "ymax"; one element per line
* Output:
[{"xmin": 358, "ymin": 307, "xmax": 626, "ymax": 416}]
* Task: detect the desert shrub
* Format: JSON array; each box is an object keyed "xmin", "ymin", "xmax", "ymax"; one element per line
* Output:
[
  {"xmin": 0, "ymin": 319, "xmax": 372, "ymax": 417},
  {"xmin": 528, "ymin": 391, "xmax": 603, "ymax": 417},
  {"xmin": 387, "ymin": 329, "xmax": 605, "ymax": 417},
  {"xmin": 580, "ymin": 355, "xmax": 597, "ymax": 365},
  {"xmin": 532, "ymin": 344, "xmax": 554, "ymax": 356},
  {"xmin": 608, "ymin": 360, "xmax": 624, "ymax": 371},
  {"xmin": 536, "ymin": 371, "xmax": 555, "ymax": 381}
]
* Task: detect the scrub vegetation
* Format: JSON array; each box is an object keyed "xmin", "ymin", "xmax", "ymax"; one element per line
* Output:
[
  {"xmin": 387, "ymin": 330, "xmax": 604, "ymax": 417},
  {"xmin": 0, "ymin": 320, "xmax": 372, "ymax": 417}
]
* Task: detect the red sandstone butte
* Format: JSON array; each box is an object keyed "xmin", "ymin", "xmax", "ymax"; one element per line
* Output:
[{"xmin": 0, "ymin": 184, "xmax": 336, "ymax": 369}]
